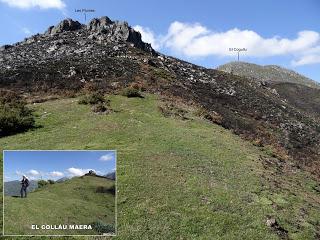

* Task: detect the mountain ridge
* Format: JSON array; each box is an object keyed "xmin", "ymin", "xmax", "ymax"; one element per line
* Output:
[{"xmin": 217, "ymin": 61, "xmax": 320, "ymax": 89}]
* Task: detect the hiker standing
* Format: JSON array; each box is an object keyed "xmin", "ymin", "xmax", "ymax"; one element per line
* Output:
[{"xmin": 20, "ymin": 175, "xmax": 29, "ymax": 198}]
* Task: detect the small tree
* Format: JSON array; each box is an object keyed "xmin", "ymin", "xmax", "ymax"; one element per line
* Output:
[
  {"xmin": 0, "ymin": 90, "xmax": 35, "ymax": 136},
  {"xmin": 121, "ymin": 87, "xmax": 144, "ymax": 98},
  {"xmin": 48, "ymin": 179, "xmax": 55, "ymax": 184},
  {"xmin": 38, "ymin": 180, "xmax": 48, "ymax": 188}
]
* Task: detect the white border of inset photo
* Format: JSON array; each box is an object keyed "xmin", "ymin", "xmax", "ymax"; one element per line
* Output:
[{"xmin": 2, "ymin": 150, "xmax": 117, "ymax": 237}]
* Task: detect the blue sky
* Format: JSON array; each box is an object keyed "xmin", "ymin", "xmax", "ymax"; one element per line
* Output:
[
  {"xmin": 0, "ymin": 0, "xmax": 319, "ymax": 81},
  {"xmin": 4, "ymin": 150, "xmax": 116, "ymax": 181}
]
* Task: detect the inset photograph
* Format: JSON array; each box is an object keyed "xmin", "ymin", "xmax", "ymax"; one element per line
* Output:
[{"xmin": 3, "ymin": 150, "xmax": 116, "ymax": 236}]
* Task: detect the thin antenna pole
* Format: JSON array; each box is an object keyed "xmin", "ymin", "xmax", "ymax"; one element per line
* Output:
[
  {"xmin": 84, "ymin": 12, "xmax": 86, "ymax": 22},
  {"xmin": 237, "ymin": 51, "xmax": 240, "ymax": 61}
]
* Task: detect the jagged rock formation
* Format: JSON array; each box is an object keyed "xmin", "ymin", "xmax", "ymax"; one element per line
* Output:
[
  {"xmin": 45, "ymin": 18, "xmax": 83, "ymax": 35},
  {"xmin": 217, "ymin": 61, "xmax": 320, "ymax": 89},
  {"xmin": 0, "ymin": 16, "xmax": 319, "ymax": 178}
]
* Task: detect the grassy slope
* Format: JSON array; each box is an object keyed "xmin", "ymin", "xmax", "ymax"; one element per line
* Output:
[
  {"xmin": 0, "ymin": 95, "xmax": 319, "ymax": 239},
  {"xmin": 4, "ymin": 176, "xmax": 115, "ymax": 235}
]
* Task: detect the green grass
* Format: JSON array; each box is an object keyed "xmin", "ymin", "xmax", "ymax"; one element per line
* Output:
[
  {"xmin": 3, "ymin": 176, "xmax": 115, "ymax": 235},
  {"xmin": 0, "ymin": 95, "xmax": 319, "ymax": 239}
]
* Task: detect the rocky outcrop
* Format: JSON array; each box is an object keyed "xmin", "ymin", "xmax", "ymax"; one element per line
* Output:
[
  {"xmin": 86, "ymin": 17, "xmax": 154, "ymax": 53},
  {"xmin": 45, "ymin": 18, "xmax": 83, "ymax": 35},
  {"xmin": 42, "ymin": 16, "xmax": 154, "ymax": 53},
  {"xmin": 87, "ymin": 16, "xmax": 113, "ymax": 32}
]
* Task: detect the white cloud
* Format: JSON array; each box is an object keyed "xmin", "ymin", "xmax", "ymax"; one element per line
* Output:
[
  {"xmin": 67, "ymin": 167, "xmax": 93, "ymax": 176},
  {"xmin": 133, "ymin": 25, "xmax": 161, "ymax": 50},
  {"xmin": 291, "ymin": 46, "xmax": 320, "ymax": 66},
  {"xmin": 15, "ymin": 170, "xmax": 23, "ymax": 176},
  {"xmin": 99, "ymin": 154, "xmax": 114, "ymax": 162},
  {"xmin": 0, "ymin": 0, "xmax": 66, "ymax": 9},
  {"xmin": 136, "ymin": 21, "xmax": 320, "ymax": 66},
  {"xmin": 164, "ymin": 22, "xmax": 320, "ymax": 60},
  {"xmin": 49, "ymin": 171, "xmax": 64, "ymax": 177},
  {"xmin": 28, "ymin": 169, "xmax": 40, "ymax": 176},
  {"xmin": 292, "ymin": 54, "xmax": 320, "ymax": 66}
]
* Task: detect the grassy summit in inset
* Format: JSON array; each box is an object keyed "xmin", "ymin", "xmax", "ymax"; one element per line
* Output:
[{"xmin": 3, "ymin": 175, "xmax": 115, "ymax": 235}]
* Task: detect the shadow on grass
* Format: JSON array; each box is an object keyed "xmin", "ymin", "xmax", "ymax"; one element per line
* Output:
[{"xmin": 0, "ymin": 124, "xmax": 43, "ymax": 138}]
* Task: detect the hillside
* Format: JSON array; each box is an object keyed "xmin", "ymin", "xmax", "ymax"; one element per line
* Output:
[
  {"xmin": 1, "ymin": 16, "xmax": 320, "ymax": 239},
  {"xmin": 272, "ymin": 82, "xmax": 320, "ymax": 119},
  {"xmin": 0, "ymin": 95, "xmax": 319, "ymax": 239},
  {"xmin": 1, "ymin": 17, "xmax": 320, "ymax": 181},
  {"xmin": 4, "ymin": 180, "xmax": 38, "ymax": 196},
  {"xmin": 3, "ymin": 175, "xmax": 115, "ymax": 235},
  {"xmin": 217, "ymin": 61, "xmax": 320, "ymax": 89}
]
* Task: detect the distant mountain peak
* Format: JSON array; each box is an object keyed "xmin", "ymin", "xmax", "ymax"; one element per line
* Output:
[{"xmin": 217, "ymin": 61, "xmax": 320, "ymax": 89}]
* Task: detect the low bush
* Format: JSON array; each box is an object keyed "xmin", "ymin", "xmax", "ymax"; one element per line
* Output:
[
  {"xmin": 78, "ymin": 91, "xmax": 105, "ymax": 105},
  {"xmin": 78, "ymin": 91, "xmax": 112, "ymax": 114},
  {"xmin": 92, "ymin": 103, "xmax": 107, "ymax": 113},
  {"xmin": 0, "ymin": 91, "xmax": 35, "ymax": 137},
  {"xmin": 38, "ymin": 180, "xmax": 48, "ymax": 188},
  {"xmin": 48, "ymin": 179, "xmax": 55, "ymax": 184},
  {"xmin": 121, "ymin": 87, "xmax": 144, "ymax": 98},
  {"xmin": 130, "ymin": 81, "xmax": 147, "ymax": 91}
]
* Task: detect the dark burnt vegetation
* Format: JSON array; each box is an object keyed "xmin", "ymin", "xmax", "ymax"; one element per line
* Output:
[
  {"xmin": 271, "ymin": 82, "xmax": 320, "ymax": 119},
  {"xmin": 194, "ymin": 107, "xmax": 223, "ymax": 125}
]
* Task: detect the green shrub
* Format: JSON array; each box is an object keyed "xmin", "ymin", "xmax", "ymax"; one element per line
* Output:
[
  {"xmin": 38, "ymin": 180, "xmax": 48, "ymax": 188},
  {"xmin": 91, "ymin": 220, "xmax": 115, "ymax": 234},
  {"xmin": 78, "ymin": 92, "xmax": 105, "ymax": 105},
  {"xmin": 0, "ymin": 91, "xmax": 35, "ymax": 137},
  {"xmin": 79, "ymin": 92, "xmax": 111, "ymax": 114},
  {"xmin": 92, "ymin": 103, "xmax": 107, "ymax": 113},
  {"xmin": 78, "ymin": 95, "xmax": 89, "ymax": 105},
  {"xmin": 121, "ymin": 87, "xmax": 144, "ymax": 98},
  {"xmin": 48, "ymin": 179, "xmax": 55, "ymax": 184}
]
